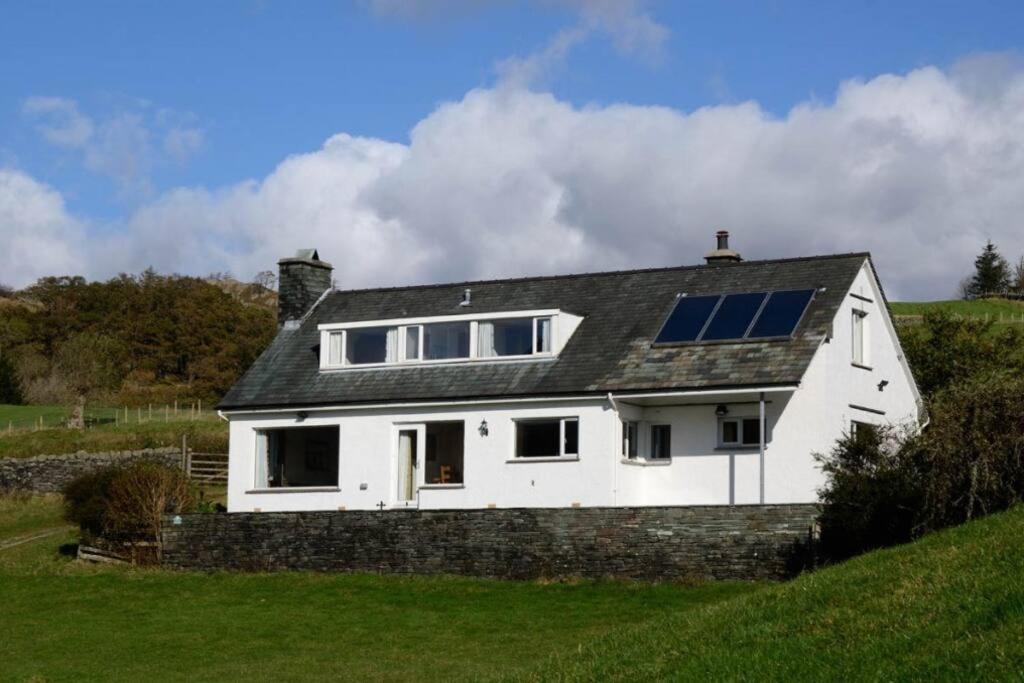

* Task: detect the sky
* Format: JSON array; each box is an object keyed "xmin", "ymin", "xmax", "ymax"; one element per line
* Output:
[{"xmin": 2, "ymin": 0, "xmax": 1023, "ymax": 300}]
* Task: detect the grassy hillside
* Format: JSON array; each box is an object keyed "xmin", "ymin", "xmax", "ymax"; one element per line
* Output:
[
  {"xmin": 0, "ymin": 496, "xmax": 752, "ymax": 682},
  {"xmin": 522, "ymin": 506, "xmax": 1024, "ymax": 681},
  {"xmin": 891, "ymin": 297, "xmax": 1024, "ymax": 322}
]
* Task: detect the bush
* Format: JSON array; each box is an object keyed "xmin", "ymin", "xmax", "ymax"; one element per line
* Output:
[
  {"xmin": 816, "ymin": 371, "xmax": 1024, "ymax": 562},
  {"xmin": 62, "ymin": 461, "xmax": 195, "ymax": 562}
]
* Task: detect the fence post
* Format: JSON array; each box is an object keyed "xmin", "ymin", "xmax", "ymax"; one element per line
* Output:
[{"xmin": 181, "ymin": 434, "xmax": 189, "ymax": 474}]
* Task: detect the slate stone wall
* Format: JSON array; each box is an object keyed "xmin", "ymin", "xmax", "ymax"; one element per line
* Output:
[
  {"xmin": 277, "ymin": 257, "xmax": 332, "ymax": 326},
  {"xmin": 0, "ymin": 448, "xmax": 183, "ymax": 493},
  {"xmin": 161, "ymin": 504, "xmax": 819, "ymax": 581}
]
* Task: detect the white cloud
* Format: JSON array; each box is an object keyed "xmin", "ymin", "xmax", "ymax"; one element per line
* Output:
[
  {"xmin": 5, "ymin": 59, "xmax": 1024, "ymax": 301},
  {"xmin": 21, "ymin": 97, "xmax": 204, "ymax": 196},
  {"xmin": 0, "ymin": 169, "xmax": 86, "ymax": 287},
  {"xmin": 21, "ymin": 97, "xmax": 94, "ymax": 148}
]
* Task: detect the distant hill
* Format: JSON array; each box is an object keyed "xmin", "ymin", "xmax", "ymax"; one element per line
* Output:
[
  {"xmin": 525, "ymin": 505, "xmax": 1024, "ymax": 680},
  {"xmin": 0, "ymin": 272, "xmax": 277, "ymax": 405}
]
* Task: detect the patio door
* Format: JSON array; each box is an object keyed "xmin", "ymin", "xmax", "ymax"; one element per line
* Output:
[{"xmin": 396, "ymin": 425, "xmax": 425, "ymax": 504}]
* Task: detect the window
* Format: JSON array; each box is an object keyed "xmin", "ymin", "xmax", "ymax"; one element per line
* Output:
[
  {"xmin": 425, "ymin": 421, "xmax": 464, "ymax": 485},
  {"xmin": 515, "ymin": 418, "xmax": 579, "ymax": 458},
  {"xmin": 851, "ymin": 420, "xmax": 878, "ymax": 444},
  {"xmin": 423, "ymin": 322, "xmax": 470, "ymax": 360},
  {"xmin": 535, "ymin": 317, "xmax": 552, "ymax": 353},
  {"xmin": 622, "ymin": 420, "xmax": 638, "ymax": 459},
  {"xmin": 479, "ymin": 318, "xmax": 532, "ymax": 357},
  {"xmin": 346, "ymin": 326, "xmax": 395, "ymax": 365},
  {"xmin": 404, "ymin": 326, "xmax": 421, "ymax": 361},
  {"xmin": 650, "ymin": 424, "xmax": 671, "ymax": 459},
  {"xmin": 327, "ymin": 331, "xmax": 344, "ymax": 365},
  {"xmin": 719, "ymin": 417, "xmax": 762, "ymax": 448},
  {"xmin": 255, "ymin": 426, "xmax": 339, "ymax": 488},
  {"xmin": 852, "ymin": 309, "xmax": 869, "ymax": 366}
]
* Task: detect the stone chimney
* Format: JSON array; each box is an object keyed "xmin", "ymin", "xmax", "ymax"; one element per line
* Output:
[
  {"xmin": 704, "ymin": 230, "xmax": 743, "ymax": 264},
  {"xmin": 277, "ymin": 249, "xmax": 333, "ymax": 328}
]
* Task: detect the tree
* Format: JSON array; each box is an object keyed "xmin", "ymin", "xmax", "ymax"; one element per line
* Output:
[
  {"xmin": 0, "ymin": 350, "xmax": 24, "ymax": 404},
  {"xmin": 1013, "ymin": 256, "xmax": 1024, "ymax": 293},
  {"xmin": 964, "ymin": 240, "xmax": 1010, "ymax": 299}
]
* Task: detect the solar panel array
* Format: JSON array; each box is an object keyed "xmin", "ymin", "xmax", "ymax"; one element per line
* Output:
[{"xmin": 655, "ymin": 289, "xmax": 815, "ymax": 344}]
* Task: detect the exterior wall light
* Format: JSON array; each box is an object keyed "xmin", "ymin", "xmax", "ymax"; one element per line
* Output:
[
  {"xmin": 478, "ymin": 419, "xmax": 489, "ymax": 437},
  {"xmin": 715, "ymin": 404, "xmax": 729, "ymax": 417},
  {"xmin": 877, "ymin": 380, "xmax": 889, "ymax": 392}
]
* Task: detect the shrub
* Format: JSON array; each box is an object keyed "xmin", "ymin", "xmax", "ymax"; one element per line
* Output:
[
  {"xmin": 816, "ymin": 371, "xmax": 1024, "ymax": 562},
  {"xmin": 62, "ymin": 461, "xmax": 195, "ymax": 562},
  {"xmin": 815, "ymin": 426, "xmax": 924, "ymax": 562}
]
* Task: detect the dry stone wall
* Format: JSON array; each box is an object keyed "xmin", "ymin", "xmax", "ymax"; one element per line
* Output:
[
  {"xmin": 0, "ymin": 448, "xmax": 182, "ymax": 493},
  {"xmin": 161, "ymin": 504, "xmax": 818, "ymax": 581}
]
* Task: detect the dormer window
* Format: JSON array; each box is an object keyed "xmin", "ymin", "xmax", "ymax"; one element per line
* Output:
[{"xmin": 318, "ymin": 310, "xmax": 579, "ymax": 370}]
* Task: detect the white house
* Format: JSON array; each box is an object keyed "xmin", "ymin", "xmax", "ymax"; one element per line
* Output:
[{"xmin": 219, "ymin": 232, "xmax": 921, "ymax": 513}]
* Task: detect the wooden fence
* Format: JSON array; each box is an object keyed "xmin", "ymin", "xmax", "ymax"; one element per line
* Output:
[{"xmin": 184, "ymin": 449, "xmax": 229, "ymax": 485}]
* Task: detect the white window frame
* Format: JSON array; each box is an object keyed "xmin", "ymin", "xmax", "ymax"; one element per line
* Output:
[
  {"xmin": 509, "ymin": 416, "xmax": 580, "ymax": 462},
  {"xmin": 319, "ymin": 309, "xmax": 562, "ymax": 370},
  {"xmin": 718, "ymin": 416, "xmax": 764, "ymax": 449},
  {"xmin": 621, "ymin": 420, "xmax": 639, "ymax": 459},
  {"xmin": 852, "ymin": 308, "xmax": 870, "ymax": 368}
]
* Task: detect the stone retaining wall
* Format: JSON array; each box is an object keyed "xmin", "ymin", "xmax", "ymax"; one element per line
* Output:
[
  {"xmin": 0, "ymin": 448, "xmax": 183, "ymax": 493},
  {"xmin": 161, "ymin": 504, "xmax": 819, "ymax": 581}
]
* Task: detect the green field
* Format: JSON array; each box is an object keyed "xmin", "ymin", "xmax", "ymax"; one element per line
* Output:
[
  {"xmin": 891, "ymin": 297, "xmax": 1024, "ymax": 322},
  {"xmin": 0, "ymin": 409, "xmax": 227, "ymax": 458},
  {"xmin": 1, "ymin": 496, "xmax": 1022, "ymax": 681}
]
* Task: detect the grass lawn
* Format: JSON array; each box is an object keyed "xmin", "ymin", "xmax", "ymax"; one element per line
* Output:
[
  {"xmin": 0, "ymin": 412, "xmax": 227, "ymax": 458},
  {"xmin": 524, "ymin": 506, "xmax": 1024, "ymax": 681},
  {"xmin": 0, "ymin": 496, "xmax": 755, "ymax": 682}
]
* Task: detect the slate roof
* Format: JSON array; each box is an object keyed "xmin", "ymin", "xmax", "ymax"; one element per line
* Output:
[{"xmin": 219, "ymin": 253, "xmax": 871, "ymax": 410}]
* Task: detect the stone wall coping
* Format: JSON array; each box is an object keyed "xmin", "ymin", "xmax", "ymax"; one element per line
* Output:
[{"xmin": 3, "ymin": 446, "xmax": 180, "ymax": 462}]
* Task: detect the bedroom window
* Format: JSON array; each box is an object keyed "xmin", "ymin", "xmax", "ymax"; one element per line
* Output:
[
  {"xmin": 852, "ymin": 309, "xmax": 869, "ymax": 366},
  {"xmin": 403, "ymin": 325, "xmax": 421, "ymax": 361},
  {"xmin": 478, "ymin": 316, "xmax": 555, "ymax": 358},
  {"xmin": 423, "ymin": 322, "xmax": 471, "ymax": 360},
  {"xmin": 515, "ymin": 418, "xmax": 579, "ymax": 458},
  {"xmin": 719, "ymin": 417, "xmax": 762, "ymax": 448},
  {"xmin": 254, "ymin": 426, "xmax": 339, "ymax": 489},
  {"xmin": 622, "ymin": 420, "xmax": 638, "ymax": 459},
  {"xmin": 649, "ymin": 424, "xmax": 671, "ymax": 459}
]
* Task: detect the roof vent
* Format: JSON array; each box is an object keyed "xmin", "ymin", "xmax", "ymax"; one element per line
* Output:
[
  {"xmin": 704, "ymin": 230, "xmax": 743, "ymax": 264},
  {"xmin": 459, "ymin": 288, "xmax": 472, "ymax": 307}
]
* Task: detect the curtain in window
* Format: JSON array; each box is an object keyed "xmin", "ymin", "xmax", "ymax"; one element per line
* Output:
[
  {"xmin": 328, "ymin": 332, "xmax": 343, "ymax": 365},
  {"xmin": 478, "ymin": 321, "xmax": 496, "ymax": 357},
  {"xmin": 398, "ymin": 430, "xmax": 416, "ymax": 501},
  {"xmin": 386, "ymin": 328, "xmax": 398, "ymax": 363},
  {"xmin": 255, "ymin": 431, "xmax": 268, "ymax": 487}
]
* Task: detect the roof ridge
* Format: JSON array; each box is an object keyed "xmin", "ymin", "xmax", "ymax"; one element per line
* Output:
[{"xmin": 329, "ymin": 252, "xmax": 872, "ymax": 296}]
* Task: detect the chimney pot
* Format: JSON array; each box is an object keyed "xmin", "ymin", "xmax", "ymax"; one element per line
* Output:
[
  {"xmin": 277, "ymin": 248, "xmax": 333, "ymax": 328},
  {"xmin": 705, "ymin": 230, "xmax": 743, "ymax": 264}
]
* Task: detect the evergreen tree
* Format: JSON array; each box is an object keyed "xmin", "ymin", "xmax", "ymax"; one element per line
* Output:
[
  {"xmin": 0, "ymin": 350, "xmax": 24, "ymax": 405},
  {"xmin": 965, "ymin": 240, "xmax": 1010, "ymax": 299}
]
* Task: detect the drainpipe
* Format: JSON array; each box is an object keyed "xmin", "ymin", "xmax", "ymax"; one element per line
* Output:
[
  {"xmin": 607, "ymin": 392, "xmax": 619, "ymax": 507},
  {"xmin": 759, "ymin": 391, "xmax": 766, "ymax": 505}
]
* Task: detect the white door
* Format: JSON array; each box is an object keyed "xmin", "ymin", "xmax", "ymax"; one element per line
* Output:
[{"xmin": 396, "ymin": 425, "xmax": 425, "ymax": 504}]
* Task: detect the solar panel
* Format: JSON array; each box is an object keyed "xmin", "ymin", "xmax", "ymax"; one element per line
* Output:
[
  {"xmin": 700, "ymin": 292, "xmax": 767, "ymax": 341},
  {"xmin": 747, "ymin": 289, "xmax": 815, "ymax": 338},
  {"xmin": 655, "ymin": 295, "xmax": 720, "ymax": 343}
]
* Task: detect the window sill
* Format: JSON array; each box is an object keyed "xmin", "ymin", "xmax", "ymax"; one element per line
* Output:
[
  {"xmin": 506, "ymin": 456, "xmax": 580, "ymax": 463},
  {"xmin": 713, "ymin": 446, "xmax": 765, "ymax": 452},
  {"xmin": 851, "ymin": 362, "xmax": 873, "ymax": 371},
  {"xmin": 420, "ymin": 483, "xmax": 465, "ymax": 490},
  {"xmin": 620, "ymin": 458, "xmax": 671, "ymax": 467},
  {"xmin": 245, "ymin": 486, "xmax": 341, "ymax": 494}
]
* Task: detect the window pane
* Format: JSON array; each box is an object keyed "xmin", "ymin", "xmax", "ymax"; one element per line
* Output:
[
  {"xmin": 516, "ymin": 421, "xmax": 560, "ymax": 457},
  {"xmin": 404, "ymin": 326, "xmax": 420, "ymax": 360},
  {"xmin": 346, "ymin": 327, "xmax": 391, "ymax": 364},
  {"xmin": 655, "ymin": 295, "xmax": 720, "ymax": 343},
  {"xmin": 481, "ymin": 318, "xmax": 533, "ymax": 357},
  {"xmin": 622, "ymin": 421, "xmax": 638, "ymax": 458},
  {"xmin": 722, "ymin": 420, "xmax": 738, "ymax": 444},
  {"xmin": 536, "ymin": 317, "xmax": 552, "ymax": 353},
  {"xmin": 650, "ymin": 424, "xmax": 671, "ymax": 459},
  {"xmin": 852, "ymin": 311, "xmax": 866, "ymax": 364},
  {"xmin": 742, "ymin": 418, "xmax": 761, "ymax": 445},
  {"xmin": 259, "ymin": 426, "xmax": 339, "ymax": 488},
  {"xmin": 423, "ymin": 322, "xmax": 470, "ymax": 360},
  {"xmin": 564, "ymin": 418, "xmax": 579, "ymax": 455},
  {"xmin": 748, "ymin": 289, "xmax": 815, "ymax": 338},
  {"xmin": 425, "ymin": 421, "xmax": 464, "ymax": 485},
  {"xmin": 701, "ymin": 292, "xmax": 767, "ymax": 341}
]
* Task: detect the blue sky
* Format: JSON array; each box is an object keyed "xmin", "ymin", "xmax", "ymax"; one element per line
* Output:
[{"xmin": 2, "ymin": 1, "xmax": 1024, "ymax": 298}]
